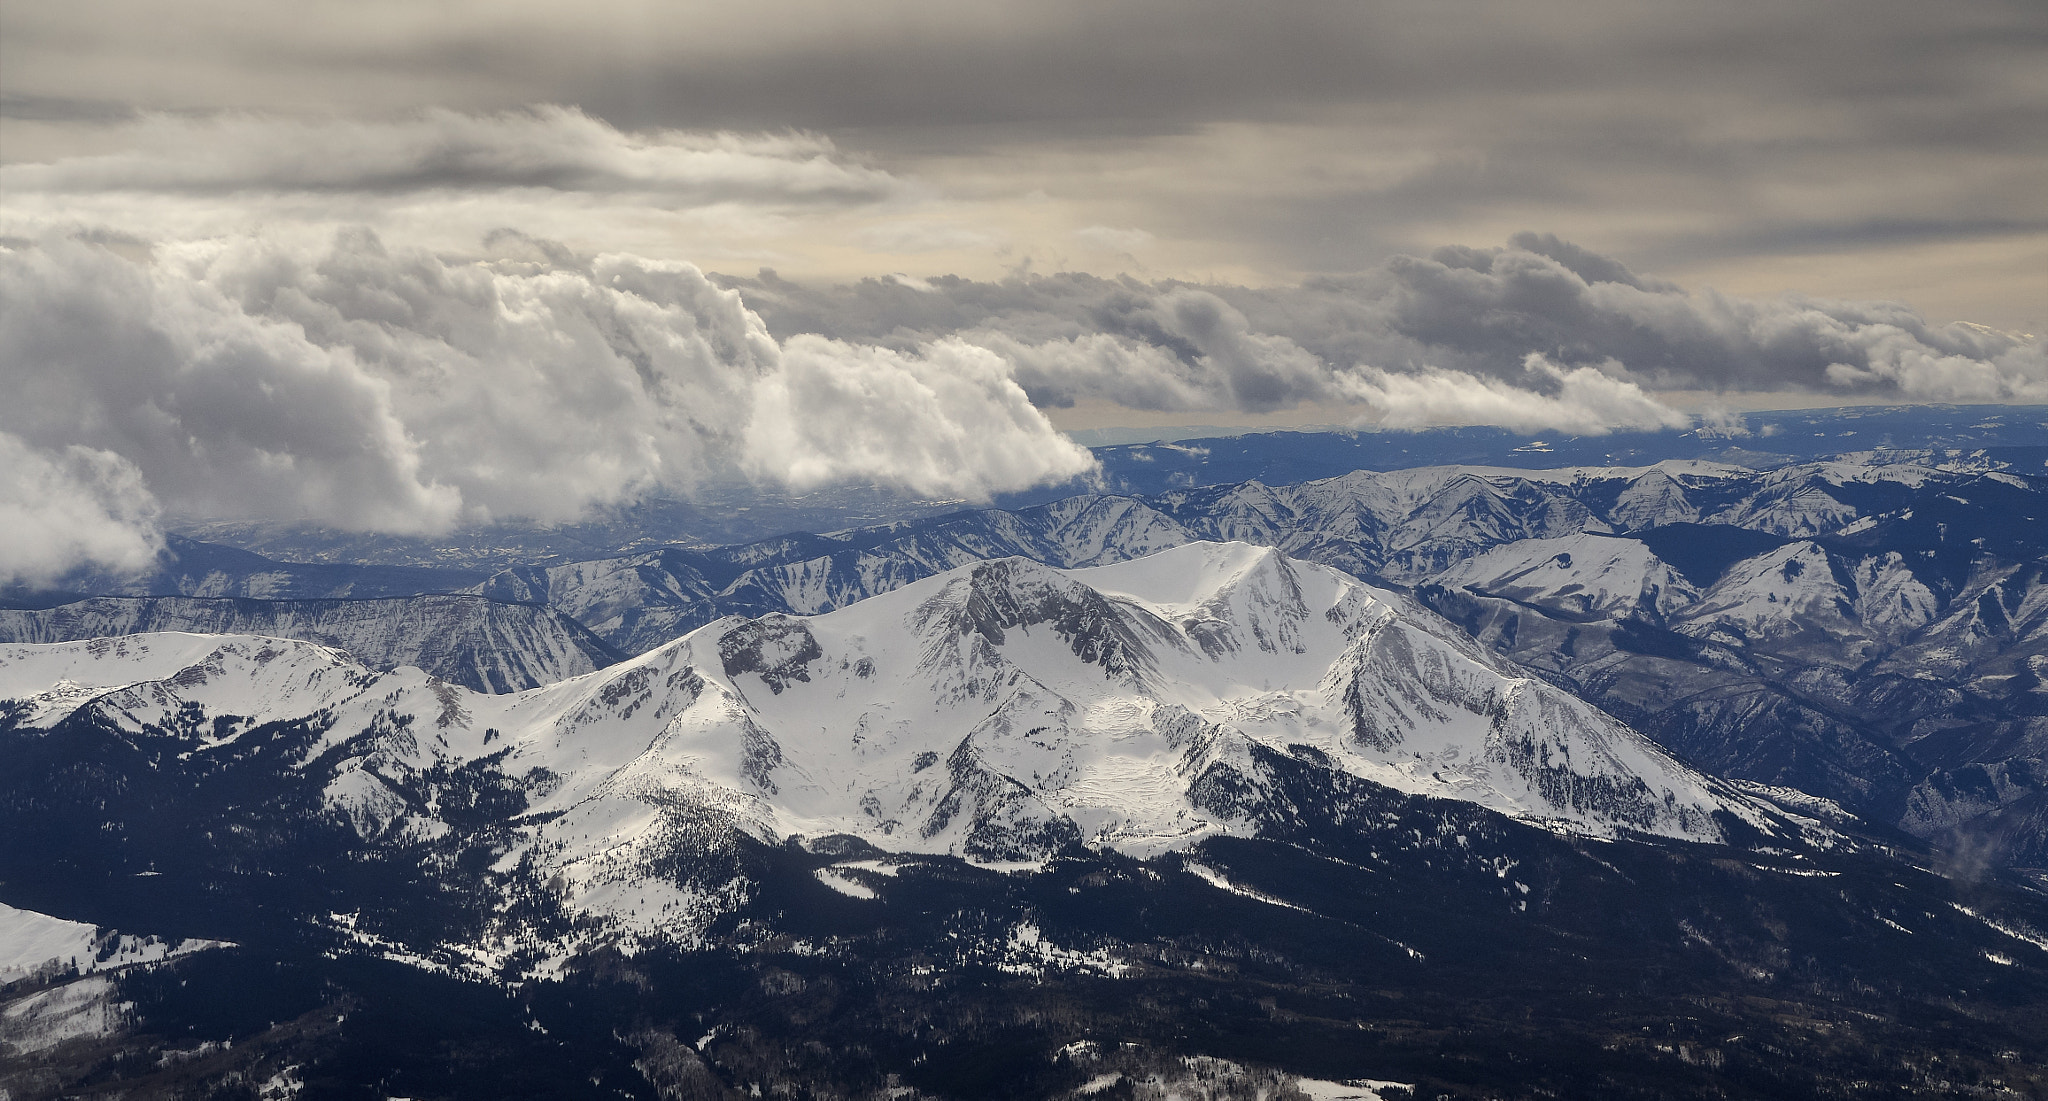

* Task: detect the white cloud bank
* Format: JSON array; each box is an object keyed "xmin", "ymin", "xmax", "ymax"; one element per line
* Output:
[
  {"xmin": 0, "ymin": 232, "xmax": 1095, "ymax": 581},
  {"xmin": 1342, "ymin": 355, "xmax": 1692, "ymax": 435},
  {"xmin": 0, "ymin": 433, "xmax": 163, "ymax": 587}
]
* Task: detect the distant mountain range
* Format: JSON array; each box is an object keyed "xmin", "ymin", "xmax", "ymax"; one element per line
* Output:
[
  {"xmin": 15, "ymin": 451, "xmax": 2048, "ymax": 868},
  {"xmin": 0, "ymin": 594, "xmax": 619, "ymax": 693}
]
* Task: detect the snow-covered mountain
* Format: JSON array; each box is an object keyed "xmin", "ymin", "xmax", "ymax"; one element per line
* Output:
[
  {"xmin": 1430, "ymin": 531, "xmax": 1699, "ymax": 622},
  {"xmin": 7, "ymin": 539, "xmax": 2046, "ymax": 1099},
  {"xmin": 1, "ymin": 543, "xmax": 1814, "ymax": 958},
  {"xmin": 0, "ymin": 903, "xmax": 222, "ymax": 988},
  {"xmin": 0, "ymin": 594, "xmax": 621, "ymax": 693},
  {"xmin": 470, "ymin": 496, "xmax": 1200, "ymax": 656},
  {"xmin": 0, "ymin": 902, "xmax": 229, "ymax": 1066}
]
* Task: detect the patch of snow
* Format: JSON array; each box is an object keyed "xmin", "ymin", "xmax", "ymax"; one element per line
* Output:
[
  {"xmin": 1183, "ymin": 862, "xmax": 1315, "ymax": 914},
  {"xmin": 1293, "ymin": 1078, "xmax": 1415, "ymax": 1100},
  {"xmin": 1949, "ymin": 902, "xmax": 2048, "ymax": 953},
  {"xmin": 813, "ymin": 868, "xmax": 877, "ymax": 899}
]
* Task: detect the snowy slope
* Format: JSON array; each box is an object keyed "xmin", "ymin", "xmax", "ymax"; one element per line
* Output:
[
  {"xmin": 0, "ymin": 633, "xmax": 381, "ymax": 733},
  {"xmin": 1675, "ymin": 542, "xmax": 1862, "ymax": 647},
  {"xmin": 0, "ymin": 902, "xmax": 225, "ymax": 985},
  {"xmin": 1434, "ymin": 531, "xmax": 1699, "ymax": 621}
]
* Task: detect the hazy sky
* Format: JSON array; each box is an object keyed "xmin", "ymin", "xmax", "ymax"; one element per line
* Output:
[{"xmin": 1, "ymin": 0, "xmax": 2045, "ymax": 576}]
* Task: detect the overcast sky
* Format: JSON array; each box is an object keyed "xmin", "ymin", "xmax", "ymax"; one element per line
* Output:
[
  {"xmin": 2, "ymin": 0, "xmax": 2045, "ymax": 577},
  {"xmin": 7, "ymin": 0, "xmax": 2043, "ymax": 325}
]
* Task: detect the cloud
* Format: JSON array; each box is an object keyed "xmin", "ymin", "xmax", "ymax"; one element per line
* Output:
[
  {"xmin": 0, "ymin": 107, "xmax": 923, "ymax": 276},
  {"xmin": 6, "ymin": 3, "xmax": 2042, "ymax": 330},
  {"xmin": 0, "ymin": 432, "xmax": 163, "ymax": 586},
  {"xmin": 1363, "ymin": 245, "xmax": 2048, "ymax": 397},
  {"xmin": 1341, "ymin": 355, "xmax": 1692, "ymax": 435},
  {"xmin": 0, "ymin": 106, "xmax": 906, "ymax": 204},
  {"xmin": 972, "ymin": 288, "xmax": 1337, "ymax": 413},
  {"xmin": 1814, "ymin": 322, "xmax": 2048, "ymax": 403},
  {"xmin": 0, "ymin": 231, "xmax": 1095, "ymax": 557},
  {"xmin": 0, "ymin": 236, "xmax": 461, "ymax": 533},
  {"xmin": 721, "ymin": 235, "xmax": 2048, "ymax": 406},
  {"xmin": 746, "ymin": 337, "xmax": 1092, "ymax": 497},
  {"xmin": 3, "ymin": 223, "xmax": 2039, "ymax": 577}
]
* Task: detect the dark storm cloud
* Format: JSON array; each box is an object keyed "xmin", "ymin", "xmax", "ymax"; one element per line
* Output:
[{"xmin": 580, "ymin": 1, "xmax": 2046, "ymax": 284}]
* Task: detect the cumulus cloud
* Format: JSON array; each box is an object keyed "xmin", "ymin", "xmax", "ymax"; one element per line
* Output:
[
  {"xmin": 1813, "ymin": 322, "xmax": 2048, "ymax": 403},
  {"xmin": 0, "ymin": 231, "xmax": 1094, "ymax": 571},
  {"xmin": 0, "ymin": 237, "xmax": 460, "ymax": 533},
  {"xmin": 0, "ymin": 432, "xmax": 163, "ymax": 586},
  {"xmin": 1365, "ymin": 242, "xmax": 2048, "ymax": 398},
  {"xmin": 0, "ymin": 106, "xmax": 905, "ymax": 204},
  {"xmin": 1341, "ymin": 356, "xmax": 1692, "ymax": 435},
  {"xmin": 747, "ymin": 337, "xmax": 1091, "ymax": 496}
]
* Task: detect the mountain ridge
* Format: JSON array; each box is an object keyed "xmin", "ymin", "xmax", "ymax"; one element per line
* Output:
[{"xmin": 0, "ymin": 593, "xmax": 622, "ymax": 693}]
